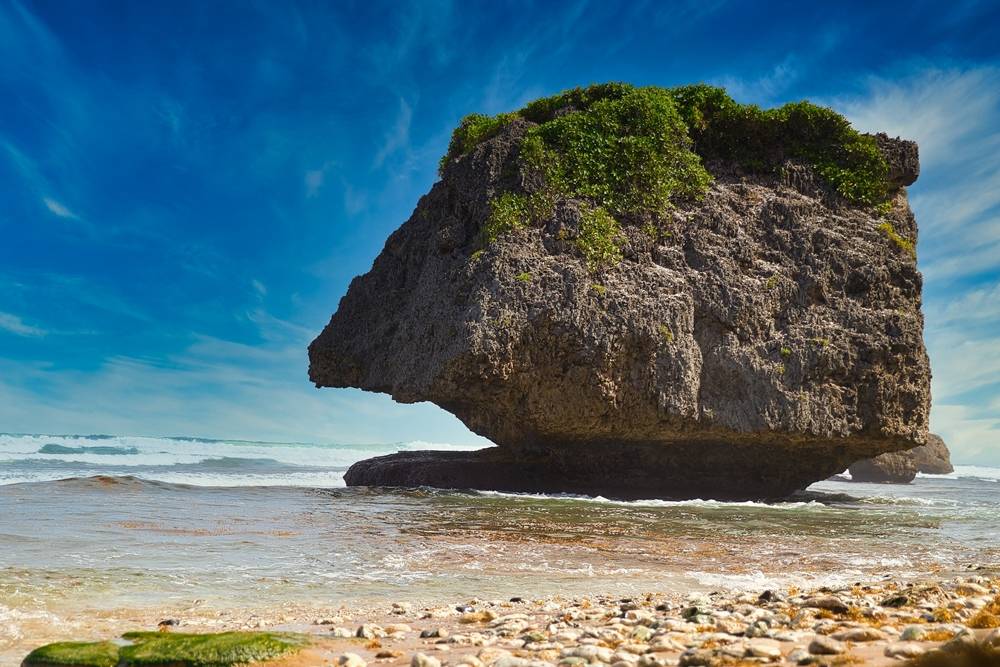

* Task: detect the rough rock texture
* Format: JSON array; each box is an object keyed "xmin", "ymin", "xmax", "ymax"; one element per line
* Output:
[
  {"xmin": 849, "ymin": 433, "xmax": 953, "ymax": 482},
  {"xmin": 848, "ymin": 452, "xmax": 918, "ymax": 484},
  {"xmin": 915, "ymin": 433, "xmax": 955, "ymax": 474},
  {"xmin": 310, "ymin": 121, "xmax": 931, "ymax": 500}
]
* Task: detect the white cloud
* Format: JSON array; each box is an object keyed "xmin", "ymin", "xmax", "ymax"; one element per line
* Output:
[
  {"xmin": 304, "ymin": 160, "xmax": 335, "ymax": 197},
  {"xmin": 0, "ymin": 311, "xmax": 46, "ymax": 337},
  {"xmin": 833, "ymin": 65, "xmax": 1000, "ymax": 466},
  {"xmin": 713, "ymin": 55, "xmax": 801, "ymax": 105},
  {"xmin": 373, "ymin": 98, "xmax": 413, "ymax": 168},
  {"xmin": 42, "ymin": 196, "xmax": 77, "ymax": 219},
  {"xmin": 251, "ymin": 279, "xmax": 267, "ymax": 298}
]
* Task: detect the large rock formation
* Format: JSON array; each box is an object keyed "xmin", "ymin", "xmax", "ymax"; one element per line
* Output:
[
  {"xmin": 849, "ymin": 433, "xmax": 954, "ymax": 483},
  {"xmin": 310, "ymin": 84, "xmax": 931, "ymax": 500}
]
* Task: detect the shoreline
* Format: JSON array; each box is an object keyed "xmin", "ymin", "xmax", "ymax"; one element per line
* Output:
[{"xmin": 8, "ymin": 574, "xmax": 1000, "ymax": 666}]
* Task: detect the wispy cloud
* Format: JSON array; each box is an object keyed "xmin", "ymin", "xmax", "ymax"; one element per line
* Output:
[
  {"xmin": 713, "ymin": 55, "xmax": 802, "ymax": 105},
  {"xmin": 832, "ymin": 64, "xmax": 1000, "ymax": 464},
  {"xmin": 373, "ymin": 98, "xmax": 413, "ymax": 168},
  {"xmin": 0, "ymin": 311, "xmax": 46, "ymax": 337},
  {"xmin": 42, "ymin": 196, "xmax": 77, "ymax": 219}
]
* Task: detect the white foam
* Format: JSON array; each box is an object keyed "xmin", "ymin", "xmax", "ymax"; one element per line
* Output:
[
  {"xmin": 473, "ymin": 489, "xmax": 826, "ymax": 510},
  {"xmin": 918, "ymin": 465, "xmax": 1000, "ymax": 482},
  {"xmin": 0, "ymin": 433, "xmax": 483, "ymax": 487}
]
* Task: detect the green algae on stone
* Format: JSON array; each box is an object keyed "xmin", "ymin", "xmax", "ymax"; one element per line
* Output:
[
  {"xmin": 119, "ymin": 631, "xmax": 308, "ymax": 667},
  {"xmin": 24, "ymin": 632, "xmax": 310, "ymax": 667},
  {"xmin": 23, "ymin": 641, "xmax": 120, "ymax": 667}
]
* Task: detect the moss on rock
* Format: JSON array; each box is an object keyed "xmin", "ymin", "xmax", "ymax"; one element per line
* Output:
[
  {"xmin": 23, "ymin": 631, "xmax": 309, "ymax": 667},
  {"xmin": 23, "ymin": 641, "xmax": 119, "ymax": 667},
  {"xmin": 440, "ymin": 82, "xmax": 895, "ymax": 267}
]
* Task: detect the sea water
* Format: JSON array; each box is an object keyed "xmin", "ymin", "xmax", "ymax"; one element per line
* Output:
[{"xmin": 1, "ymin": 433, "xmax": 998, "ymax": 659}]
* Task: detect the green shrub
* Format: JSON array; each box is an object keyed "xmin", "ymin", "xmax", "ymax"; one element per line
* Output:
[
  {"xmin": 576, "ymin": 205, "xmax": 623, "ymax": 268},
  {"xmin": 515, "ymin": 271, "xmax": 531, "ymax": 282},
  {"xmin": 482, "ymin": 191, "xmax": 553, "ymax": 243},
  {"xmin": 441, "ymin": 82, "xmax": 893, "ymax": 261},
  {"xmin": 878, "ymin": 221, "xmax": 916, "ymax": 257}
]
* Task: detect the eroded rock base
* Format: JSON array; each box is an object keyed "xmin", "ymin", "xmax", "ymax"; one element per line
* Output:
[{"xmin": 344, "ymin": 442, "xmax": 872, "ymax": 501}]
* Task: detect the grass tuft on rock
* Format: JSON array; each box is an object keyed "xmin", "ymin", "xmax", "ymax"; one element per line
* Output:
[{"xmin": 23, "ymin": 641, "xmax": 119, "ymax": 667}]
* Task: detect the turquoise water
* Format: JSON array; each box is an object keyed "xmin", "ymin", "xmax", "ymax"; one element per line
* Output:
[{"xmin": 1, "ymin": 432, "xmax": 998, "ymax": 655}]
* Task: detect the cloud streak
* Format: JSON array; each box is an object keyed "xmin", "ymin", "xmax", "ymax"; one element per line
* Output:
[
  {"xmin": 833, "ymin": 64, "xmax": 1000, "ymax": 464},
  {"xmin": 0, "ymin": 311, "xmax": 46, "ymax": 337}
]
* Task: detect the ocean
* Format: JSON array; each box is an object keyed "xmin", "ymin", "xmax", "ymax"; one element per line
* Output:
[{"xmin": 1, "ymin": 433, "xmax": 998, "ymax": 661}]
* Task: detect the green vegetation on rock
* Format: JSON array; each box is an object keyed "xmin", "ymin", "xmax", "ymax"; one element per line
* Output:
[
  {"xmin": 24, "ymin": 641, "xmax": 119, "ymax": 667},
  {"xmin": 24, "ymin": 631, "xmax": 309, "ymax": 667},
  {"xmin": 878, "ymin": 221, "xmax": 916, "ymax": 257},
  {"xmin": 440, "ymin": 82, "xmax": 894, "ymax": 269}
]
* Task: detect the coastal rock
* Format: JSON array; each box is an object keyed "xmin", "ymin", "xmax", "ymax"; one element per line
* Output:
[
  {"xmin": 914, "ymin": 433, "xmax": 955, "ymax": 474},
  {"xmin": 848, "ymin": 451, "xmax": 918, "ymax": 483},
  {"xmin": 849, "ymin": 432, "xmax": 953, "ymax": 482},
  {"xmin": 310, "ymin": 84, "xmax": 931, "ymax": 500}
]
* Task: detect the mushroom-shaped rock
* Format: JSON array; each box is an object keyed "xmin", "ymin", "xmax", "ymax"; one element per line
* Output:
[{"xmin": 309, "ymin": 83, "xmax": 931, "ymax": 500}]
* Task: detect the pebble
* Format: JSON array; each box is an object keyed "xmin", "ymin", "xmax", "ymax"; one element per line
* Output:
[
  {"xmin": 802, "ymin": 596, "xmax": 850, "ymax": 614},
  {"xmin": 900, "ymin": 625, "xmax": 926, "ymax": 641},
  {"xmin": 412, "ymin": 653, "xmax": 442, "ymax": 667},
  {"xmin": 807, "ymin": 636, "xmax": 846, "ymax": 655},
  {"xmin": 884, "ymin": 642, "xmax": 926, "ymax": 659},
  {"xmin": 357, "ymin": 623, "xmax": 386, "ymax": 639},
  {"xmin": 786, "ymin": 648, "xmax": 812, "ymax": 665},
  {"xmin": 746, "ymin": 639, "xmax": 781, "ymax": 659},
  {"xmin": 339, "ymin": 652, "xmax": 367, "ymax": 667},
  {"xmin": 331, "ymin": 627, "xmax": 354, "ymax": 638},
  {"xmin": 831, "ymin": 626, "xmax": 887, "ymax": 642}
]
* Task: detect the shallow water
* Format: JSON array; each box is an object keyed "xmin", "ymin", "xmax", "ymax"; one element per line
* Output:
[{"xmin": 1, "ymin": 433, "xmax": 999, "ymax": 660}]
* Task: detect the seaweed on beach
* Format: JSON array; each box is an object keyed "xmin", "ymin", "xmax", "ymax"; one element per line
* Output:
[{"xmin": 23, "ymin": 631, "xmax": 310, "ymax": 667}]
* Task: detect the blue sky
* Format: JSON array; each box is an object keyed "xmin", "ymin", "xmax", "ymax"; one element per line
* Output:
[{"xmin": 1, "ymin": 0, "xmax": 998, "ymax": 464}]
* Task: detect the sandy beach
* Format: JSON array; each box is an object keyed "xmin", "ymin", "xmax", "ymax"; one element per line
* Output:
[{"xmin": 8, "ymin": 575, "xmax": 1000, "ymax": 666}]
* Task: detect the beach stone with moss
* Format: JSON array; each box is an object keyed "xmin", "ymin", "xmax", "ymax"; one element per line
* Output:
[
  {"xmin": 22, "ymin": 631, "xmax": 309, "ymax": 667},
  {"xmin": 310, "ymin": 82, "xmax": 930, "ymax": 500}
]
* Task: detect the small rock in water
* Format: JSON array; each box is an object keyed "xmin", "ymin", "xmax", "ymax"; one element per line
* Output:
[
  {"xmin": 331, "ymin": 627, "xmax": 354, "ymax": 638},
  {"xmin": 881, "ymin": 594, "xmax": 908, "ymax": 608},
  {"xmin": 456, "ymin": 605, "xmax": 475, "ymax": 613},
  {"xmin": 376, "ymin": 651, "xmax": 404, "ymax": 659},
  {"xmin": 340, "ymin": 653, "xmax": 367, "ymax": 667},
  {"xmin": 509, "ymin": 597, "xmax": 524, "ymax": 603},
  {"xmin": 884, "ymin": 642, "xmax": 926, "ymax": 659},
  {"xmin": 808, "ymin": 636, "xmax": 846, "ymax": 655},
  {"xmin": 412, "ymin": 653, "xmax": 442, "ymax": 667}
]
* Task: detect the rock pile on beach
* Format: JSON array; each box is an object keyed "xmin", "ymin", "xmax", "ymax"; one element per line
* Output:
[
  {"xmin": 310, "ymin": 83, "xmax": 932, "ymax": 500},
  {"xmin": 311, "ymin": 576, "xmax": 1000, "ymax": 667},
  {"xmin": 26, "ymin": 576, "xmax": 1000, "ymax": 666}
]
